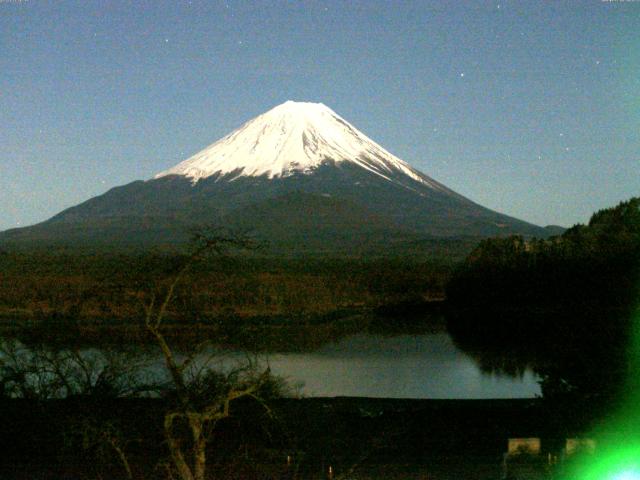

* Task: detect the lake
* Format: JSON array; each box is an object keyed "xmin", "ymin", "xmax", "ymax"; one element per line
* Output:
[
  {"xmin": 209, "ymin": 333, "xmax": 541, "ymax": 399},
  {"xmin": 0, "ymin": 331, "xmax": 541, "ymax": 399}
]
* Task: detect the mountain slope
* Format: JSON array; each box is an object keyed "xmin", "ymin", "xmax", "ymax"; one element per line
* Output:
[{"xmin": 0, "ymin": 101, "xmax": 548, "ymax": 253}]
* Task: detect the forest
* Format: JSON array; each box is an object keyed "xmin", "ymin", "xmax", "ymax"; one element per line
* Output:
[{"xmin": 446, "ymin": 197, "xmax": 640, "ymax": 407}]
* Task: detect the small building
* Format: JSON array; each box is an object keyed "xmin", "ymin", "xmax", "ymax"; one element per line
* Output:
[
  {"xmin": 503, "ymin": 438, "xmax": 547, "ymax": 480},
  {"xmin": 508, "ymin": 438, "xmax": 541, "ymax": 456},
  {"xmin": 565, "ymin": 438, "xmax": 596, "ymax": 456}
]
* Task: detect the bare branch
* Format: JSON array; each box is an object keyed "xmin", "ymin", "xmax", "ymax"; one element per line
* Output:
[
  {"xmin": 140, "ymin": 228, "xmax": 271, "ymax": 480},
  {"xmin": 103, "ymin": 431, "xmax": 134, "ymax": 480}
]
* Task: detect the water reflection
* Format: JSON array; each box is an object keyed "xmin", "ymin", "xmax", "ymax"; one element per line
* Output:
[{"xmin": 262, "ymin": 333, "xmax": 540, "ymax": 398}]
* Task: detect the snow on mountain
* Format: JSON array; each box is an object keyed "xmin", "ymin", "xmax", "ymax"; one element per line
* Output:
[
  {"xmin": 154, "ymin": 101, "xmax": 447, "ymax": 192},
  {"xmin": 0, "ymin": 100, "xmax": 549, "ymax": 247}
]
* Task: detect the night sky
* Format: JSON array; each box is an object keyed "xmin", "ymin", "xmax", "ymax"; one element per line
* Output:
[{"xmin": 1, "ymin": 0, "xmax": 638, "ymax": 231}]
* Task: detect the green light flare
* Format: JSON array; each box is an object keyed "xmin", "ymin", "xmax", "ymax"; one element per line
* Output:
[
  {"xmin": 572, "ymin": 443, "xmax": 640, "ymax": 480},
  {"xmin": 611, "ymin": 471, "xmax": 640, "ymax": 480},
  {"xmin": 569, "ymin": 307, "xmax": 640, "ymax": 480}
]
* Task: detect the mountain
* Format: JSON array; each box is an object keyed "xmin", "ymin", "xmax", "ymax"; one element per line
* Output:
[
  {"xmin": 0, "ymin": 101, "xmax": 549, "ymax": 254},
  {"xmin": 542, "ymin": 225, "xmax": 567, "ymax": 236}
]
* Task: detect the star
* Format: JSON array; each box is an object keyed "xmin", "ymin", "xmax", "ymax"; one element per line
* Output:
[
  {"xmin": 460, "ymin": 72, "xmax": 465, "ymax": 78},
  {"xmin": 165, "ymin": 38, "xmax": 169, "ymax": 43}
]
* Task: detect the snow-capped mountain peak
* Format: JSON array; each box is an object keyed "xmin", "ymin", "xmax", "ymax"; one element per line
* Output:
[
  {"xmin": 154, "ymin": 101, "xmax": 444, "ymax": 190},
  {"xmin": 3, "ymin": 101, "xmax": 548, "ymax": 247}
]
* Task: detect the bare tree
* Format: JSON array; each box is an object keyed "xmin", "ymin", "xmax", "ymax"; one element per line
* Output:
[
  {"xmin": 0, "ymin": 339, "xmax": 150, "ymax": 478},
  {"xmin": 0, "ymin": 229, "xmax": 283, "ymax": 480},
  {"xmin": 0, "ymin": 339, "xmax": 150, "ymax": 400},
  {"xmin": 142, "ymin": 229, "xmax": 277, "ymax": 480}
]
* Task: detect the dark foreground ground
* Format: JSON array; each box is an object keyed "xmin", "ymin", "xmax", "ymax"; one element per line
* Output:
[{"xmin": 0, "ymin": 396, "xmax": 607, "ymax": 480}]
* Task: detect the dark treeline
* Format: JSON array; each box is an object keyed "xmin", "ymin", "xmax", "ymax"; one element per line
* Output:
[{"xmin": 447, "ymin": 197, "xmax": 640, "ymax": 406}]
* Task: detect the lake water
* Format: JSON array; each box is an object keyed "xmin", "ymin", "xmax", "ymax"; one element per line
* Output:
[
  {"xmin": 1, "ymin": 332, "xmax": 541, "ymax": 399},
  {"xmin": 241, "ymin": 333, "xmax": 540, "ymax": 398}
]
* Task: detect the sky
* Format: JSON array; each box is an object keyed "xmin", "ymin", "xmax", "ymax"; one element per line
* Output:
[{"xmin": 1, "ymin": 0, "xmax": 638, "ymax": 231}]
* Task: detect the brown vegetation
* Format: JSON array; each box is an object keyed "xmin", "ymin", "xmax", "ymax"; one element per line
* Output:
[{"xmin": 0, "ymin": 252, "xmax": 451, "ymax": 333}]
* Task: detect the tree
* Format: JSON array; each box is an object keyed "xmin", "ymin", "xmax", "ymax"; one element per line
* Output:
[
  {"xmin": 0, "ymin": 338, "xmax": 149, "ymax": 400},
  {"xmin": 0, "ymin": 338, "xmax": 151, "ymax": 478},
  {"xmin": 141, "ymin": 229, "xmax": 280, "ymax": 480},
  {"xmin": 446, "ymin": 197, "xmax": 640, "ymax": 405}
]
